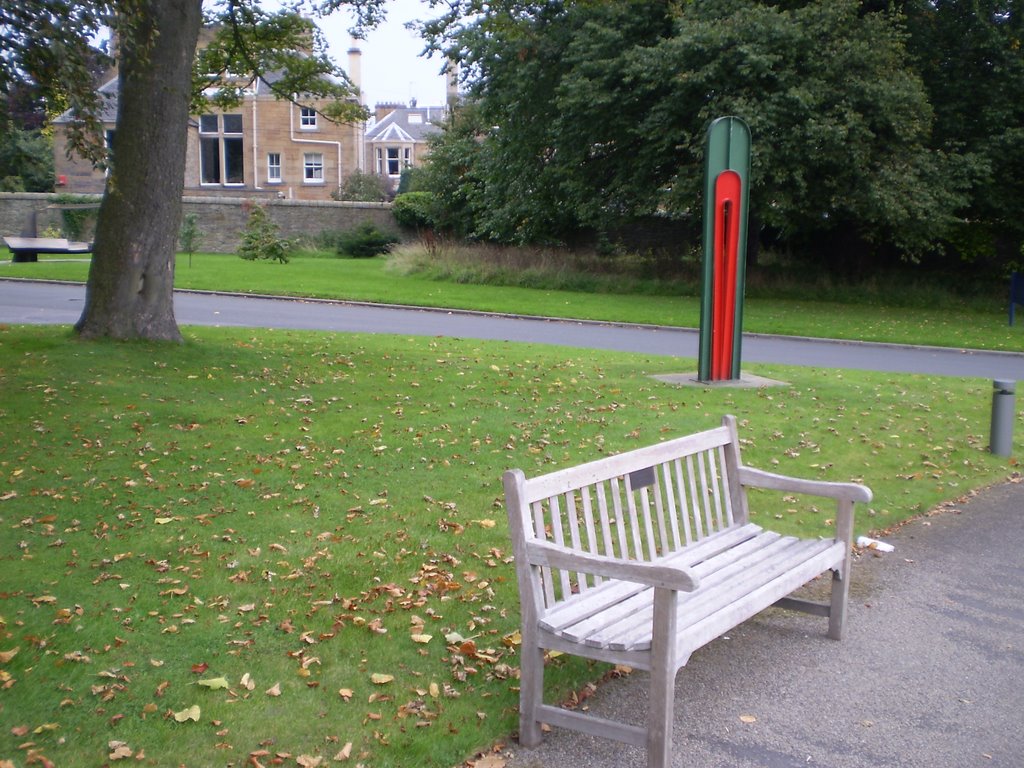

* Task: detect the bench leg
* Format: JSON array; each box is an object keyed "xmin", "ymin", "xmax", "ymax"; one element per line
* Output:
[
  {"xmin": 829, "ymin": 499, "xmax": 854, "ymax": 640},
  {"xmin": 647, "ymin": 588, "xmax": 679, "ymax": 768},
  {"xmin": 828, "ymin": 567, "xmax": 849, "ymax": 640},
  {"xmin": 519, "ymin": 643, "xmax": 545, "ymax": 747}
]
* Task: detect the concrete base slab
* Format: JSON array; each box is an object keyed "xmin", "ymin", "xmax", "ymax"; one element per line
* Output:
[{"xmin": 652, "ymin": 372, "xmax": 789, "ymax": 388}]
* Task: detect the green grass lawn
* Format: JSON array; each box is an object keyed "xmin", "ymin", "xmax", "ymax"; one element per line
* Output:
[
  {"xmin": 2, "ymin": 250, "xmax": 1022, "ymax": 352},
  {"xmin": 0, "ymin": 324, "xmax": 1017, "ymax": 767}
]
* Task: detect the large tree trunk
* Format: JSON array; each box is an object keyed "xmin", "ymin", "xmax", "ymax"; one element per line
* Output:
[{"xmin": 75, "ymin": 0, "xmax": 202, "ymax": 341}]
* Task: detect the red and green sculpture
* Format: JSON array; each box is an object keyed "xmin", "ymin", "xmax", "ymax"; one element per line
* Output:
[{"xmin": 698, "ymin": 117, "xmax": 751, "ymax": 382}]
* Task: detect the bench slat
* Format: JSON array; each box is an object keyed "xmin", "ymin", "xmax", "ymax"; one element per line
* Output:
[
  {"xmin": 519, "ymin": 426, "xmax": 732, "ymax": 502},
  {"xmin": 673, "ymin": 542, "xmax": 845, "ymax": 660},
  {"xmin": 547, "ymin": 529, "xmax": 792, "ymax": 647},
  {"xmin": 603, "ymin": 539, "xmax": 840, "ymax": 652},
  {"xmin": 538, "ymin": 523, "xmax": 765, "ymax": 633},
  {"xmin": 568, "ymin": 532, "xmax": 797, "ymax": 649}
]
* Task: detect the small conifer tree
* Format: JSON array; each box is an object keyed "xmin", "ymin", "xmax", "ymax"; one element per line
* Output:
[{"xmin": 238, "ymin": 204, "xmax": 290, "ymax": 264}]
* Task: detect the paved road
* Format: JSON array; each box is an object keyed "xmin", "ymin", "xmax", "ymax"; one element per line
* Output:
[
  {"xmin": 2, "ymin": 279, "xmax": 1023, "ymax": 379},
  {"xmin": 503, "ymin": 480, "xmax": 1024, "ymax": 768}
]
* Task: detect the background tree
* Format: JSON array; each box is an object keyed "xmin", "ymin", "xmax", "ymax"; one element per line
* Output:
[
  {"xmin": 0, "ymin": 3, "xmax": 108, "ymax": 193},
  {"xmin": 423, "ymin": 0, "xmax": 969, "ymax": 269},
  {"xmin": 635, "ymin": 0, "xmax": 967, "ymax": 270},
  {"xmin": 901, "ymin": 0, "xmax": 1023, "ymax": 271},
  {"xmin": 1, "ymin": 1, "xmax": 115, "ymax": 163},
  {"xmin": 0, "ymin": 126, "xmax": 53, "ymax": 192},
  {"xmin": 179, "ymin": 211, "xmax": 202, "ymax": 268},
  {"xmin": 333, "ymin": 169, "xmax": 389, "ymax": 201},
  {"xmin": 0, "ymin": 0, "xmax": 385, "ymax": 341},
  {"xmin": 237, "ymin": 202, "xmax": 291, "ymax": 263}
]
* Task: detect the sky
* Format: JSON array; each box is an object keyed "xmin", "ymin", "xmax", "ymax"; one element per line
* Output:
[{"xmin": 318, "ymin": 0, "xmax": 451, "ymax": 110}]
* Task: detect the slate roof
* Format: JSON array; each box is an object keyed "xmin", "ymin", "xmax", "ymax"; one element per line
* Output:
[
  {"xmin": 364, "ymin": 105, "xmax": 446, "ymax": 144},
  {"xmin": 55, "ymin": 62, "xmax": 350, "ymax": 124},
  {"xmin": 53, "ymin": 77, "xmax": 119, "ymax": 124}
]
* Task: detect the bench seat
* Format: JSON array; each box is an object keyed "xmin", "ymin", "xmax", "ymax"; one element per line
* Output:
[
  {"xmin": 539, "ymin": 525, "xmax": 842, "ymax": 657},
  {"xmin": 4, "ymin": 236, "xmax": 92, "ymax": 263}
]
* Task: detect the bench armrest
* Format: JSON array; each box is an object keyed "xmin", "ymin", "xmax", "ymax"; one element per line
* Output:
[
  {"xmin": 738, "ymin": 466, "xmax": 873, "ymax": 504},
  {"xmin": 525, "ymin": 540, "xmax": 699, "ymax": 592}
]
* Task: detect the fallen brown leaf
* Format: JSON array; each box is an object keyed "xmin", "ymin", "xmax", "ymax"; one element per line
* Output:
[{"xmin": 332, "ymin": 742, "xmax": 353, "ymax": 761}]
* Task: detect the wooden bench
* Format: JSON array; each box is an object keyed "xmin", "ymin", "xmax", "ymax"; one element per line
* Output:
[
  {"xmin": 503, "ymin": 414, "xmax": 872, "ymax": 768},
  {"xmin": 4, "ymin": 204, "xmax": 98, "ymax": 262},
  {"xmin": 4, "ymin": 236, "xmax": 93, "ymax": 263}
]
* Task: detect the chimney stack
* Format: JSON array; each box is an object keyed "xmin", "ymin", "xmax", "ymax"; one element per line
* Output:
[
  {"xmin": 347, "ymin": 41, "xmax": 363, "ymax": 101},
  {"xmin": 375, "ymin": 102, "xmax": 404, "ymax": 122}
]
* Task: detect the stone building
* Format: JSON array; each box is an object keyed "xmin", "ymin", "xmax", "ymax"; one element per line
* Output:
[
  {"xmin": 364, "ymin": 100, "xmax": 446, "ymax": 193},
  {"xmin": 51, "ymin": 38, "xmax": 450, "ymax": 200}
]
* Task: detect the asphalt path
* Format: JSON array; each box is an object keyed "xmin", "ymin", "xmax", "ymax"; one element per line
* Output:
[{"xmin": 2, "ymin": 279, "xmax": 1023, "ymax": 380}]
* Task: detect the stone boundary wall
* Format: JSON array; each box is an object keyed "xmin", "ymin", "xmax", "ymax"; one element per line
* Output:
[{"xmin": 0, "ymin": 193, "xmax": 401, "ymax": 254}]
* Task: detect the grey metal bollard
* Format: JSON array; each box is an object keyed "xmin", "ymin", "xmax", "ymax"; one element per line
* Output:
[{"xmin": 989, "ymin": 379, "xmax": 1016, "ymax": 457}]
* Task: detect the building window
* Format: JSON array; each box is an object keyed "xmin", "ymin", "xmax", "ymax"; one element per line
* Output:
[
  {"xmin": 267, "ymin": 153, "xmax": 282, "ymax": 183},
  {"xmin": 386, "ymin": 147, "xmax": 401, "ymax": 176},
  {"xmin": 303, "ymin": 152, "xmax": 324, "ymax": 182},
  {"xmin": 199, "ymin": 113, "xmax": 244, "ymax": 186},
  {"xmin": 376, "ymin": 147, "xmax": 413, "ymax": 177},
  {"xmin": 300, "ymin": 107, "xmax": 317, "ymax": 129}
]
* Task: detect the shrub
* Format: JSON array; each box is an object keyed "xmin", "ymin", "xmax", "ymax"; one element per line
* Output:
[
  {"xmin": 332, "ymin": 170, "xmax": 389, "ymax": 202},
  {"xmin": 238, "ymin": 204, "xmax": 290, "ymax": 263},
  {"xmin": 336, "ymin": 222, "xmax": 399, "ymax": 258},
  {"xmin": 0, "ymin": 175, "xmax": 25, "ymax": 192},
  {"xmin": 55, "ymin": 193, "xmax": 99, "ymax": 240},
  {"xmin": 396, "ymin": 166, "xmax": 427, "ymax": 195},
  {"xmin": 392, "ymin": 191, "xmax": 437, "ymax": 231}
]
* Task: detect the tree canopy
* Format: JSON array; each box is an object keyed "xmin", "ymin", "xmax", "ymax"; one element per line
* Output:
[
  {"xmin": 902, "ymin": 0, "xmax": 1024, "ymax": 268},
  {"xmin": 422, "ymin": 0, "xmax": 1021, "ymax": 271}
]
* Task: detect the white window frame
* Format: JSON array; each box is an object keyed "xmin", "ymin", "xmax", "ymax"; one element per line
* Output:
[
  {"xmin": 303, "ymin": 152, "xmax": 324, "ymax": 183},
  {"xmin": 386, "ymin": 147, "xmax": 401, "ymax": 177},
  {"xmin": 300, "ymin": 107, "xmax": 318, "ymax": 129},
  {"xmin": 267, "ymin": 152, "xmax": 282, "ymax": 183}
]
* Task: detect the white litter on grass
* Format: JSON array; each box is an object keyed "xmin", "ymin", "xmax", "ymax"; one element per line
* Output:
[{"xmin": 856, "ymin": 536, "xmax": 895, "ymax": 553}]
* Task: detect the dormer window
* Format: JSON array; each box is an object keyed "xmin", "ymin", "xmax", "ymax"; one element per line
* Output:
[{"xmin": 300, "ymin": 107, "xmax": 317, "ymax": 129}]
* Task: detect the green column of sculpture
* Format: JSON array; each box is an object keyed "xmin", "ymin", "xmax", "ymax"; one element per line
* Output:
[{"xmin": 698, "ymin": 117, "xmax": 751, "ymax": 382}]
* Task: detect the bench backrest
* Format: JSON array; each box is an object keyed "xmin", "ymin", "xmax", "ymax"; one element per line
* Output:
[{"xmin": 504, "ymin": 416, "xmax": 747, "ymax": 612}]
